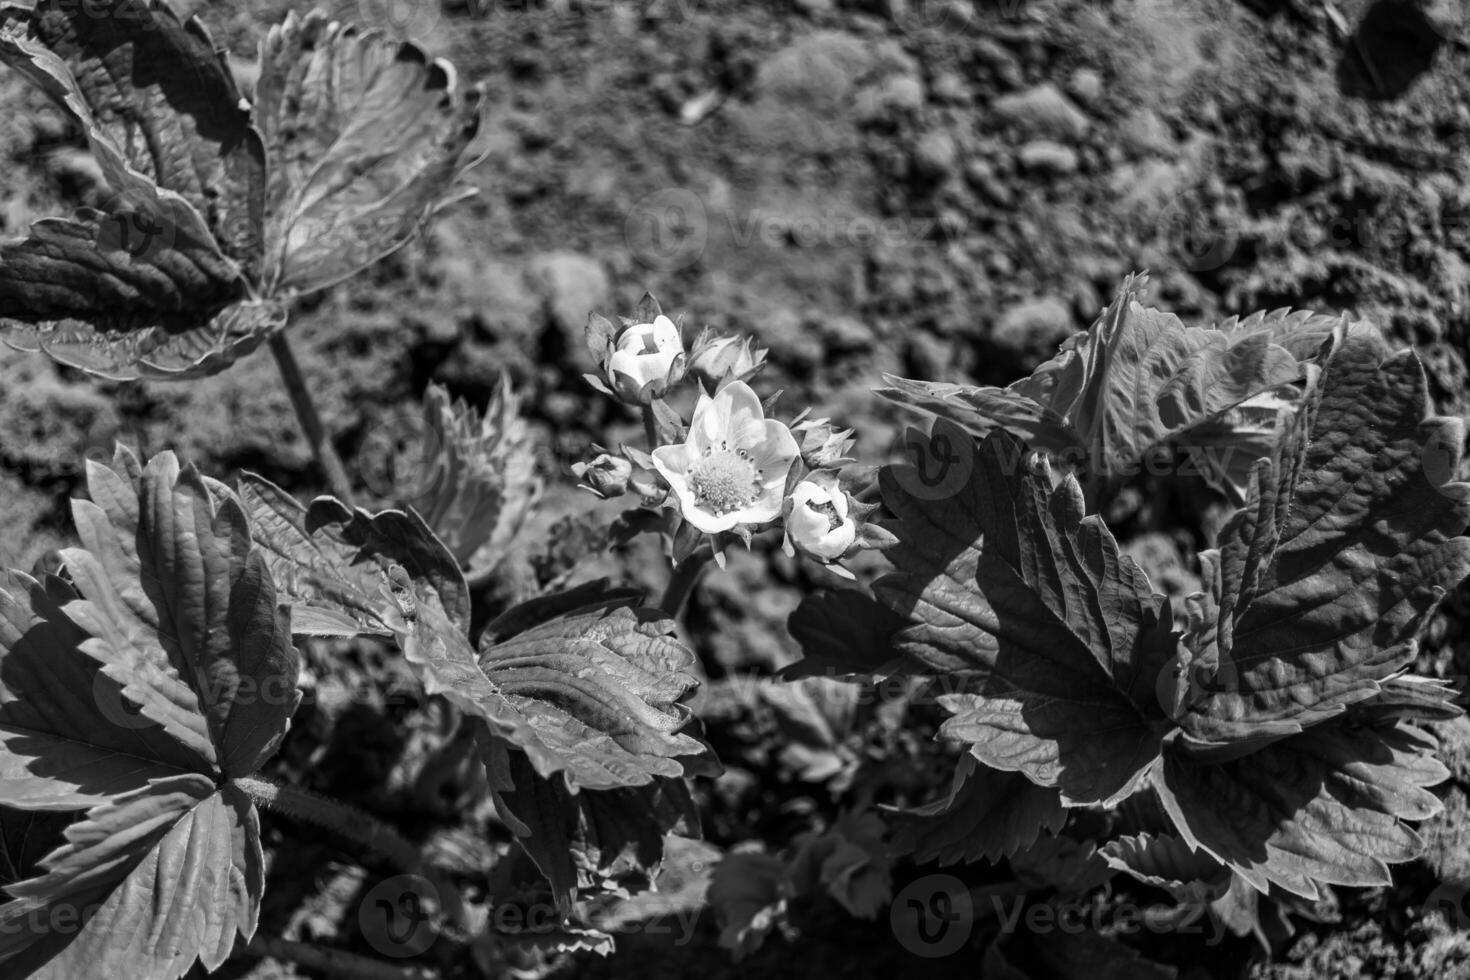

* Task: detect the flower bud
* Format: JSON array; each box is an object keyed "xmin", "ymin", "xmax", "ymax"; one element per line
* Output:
[
  {"xmin": 573, "ymin": 453, "xmax": 633, "ymax": 498},
  {"xmin": 687, "ymin": 328, "xmax": 767, "ymax": 391},
  {"xmin": 791, "ymin": 415, "xmax": 856, "ymax": 468},
  {"xmin": 603, "ymin": 315, "xmax": 684, "ymax": 404},
  {"xmin": 783, "ymin": 472, "xmax": 857, "ymax": 561}
]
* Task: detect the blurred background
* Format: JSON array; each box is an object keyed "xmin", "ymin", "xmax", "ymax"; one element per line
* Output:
[{"xmin": 3, "ymin": 1, "xmax": 1470, "ymax": 976}]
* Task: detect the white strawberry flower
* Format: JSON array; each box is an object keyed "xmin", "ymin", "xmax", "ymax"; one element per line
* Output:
[
  {"xmin": 605, "ymin": 315, "xmax": 683, "ymax": 401},
  {"xmin": 783, "ymin": 471, "xmax": 857, "ymax": 561},
  {"xmin": 652, "ymin": 380, "xmax": 799, "ymax": 534}
]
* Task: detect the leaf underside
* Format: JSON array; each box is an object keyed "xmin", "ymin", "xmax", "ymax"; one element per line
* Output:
[{"xmin": 253, "ymin": 9, "xmax": 486, "ymax": 297}]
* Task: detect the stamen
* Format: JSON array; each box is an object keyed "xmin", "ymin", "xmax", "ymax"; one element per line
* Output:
[{"xmin": 688, "ymin": 447, "xmax": 762, "ymax": 515}]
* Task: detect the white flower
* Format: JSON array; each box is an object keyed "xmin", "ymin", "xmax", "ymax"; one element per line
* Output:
[
  {"xmin": 652, "ymin": 381, "xmax": 799, "ymax": 534},
  {"xmin": 606, "ymin": 315, "xmax": 683, "ymax": 400},
  {"xmin": 783, "ymin": 472, "xmax": 857, "ymax": 561}
]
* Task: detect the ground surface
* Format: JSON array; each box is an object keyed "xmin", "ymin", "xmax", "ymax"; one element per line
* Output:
[{"xmin": 5, "ymin": 0, "xmax": 1470, "ymax": 977}]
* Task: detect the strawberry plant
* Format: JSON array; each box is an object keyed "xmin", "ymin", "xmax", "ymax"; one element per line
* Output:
[{"xmin": 0, "ymin": 1, "xmax": 1466, "ymax": 978}]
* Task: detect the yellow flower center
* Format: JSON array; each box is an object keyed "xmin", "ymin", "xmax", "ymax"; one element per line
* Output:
[
  {"xmin": 688, "ymin": 443, "xmax": 762, "ymax": 515},
  {"xmin": 803, "ymin": 497, "xmax": 844, "ymax": 532}
]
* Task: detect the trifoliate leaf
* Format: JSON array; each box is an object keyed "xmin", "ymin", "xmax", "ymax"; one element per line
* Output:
[
  {"xmin": 283, "ymin": 501, "xmax": 711, "ymax": 789},
  {"xmin": 1155, "ymin": 721, "xmax": 1448, "ymax": 899},
  {"xmin": 484, "ymin": 739, "xmax": 698, "ymax": 914},
  {"xmin": 0, "ymin": 1, "xmax": 486, "ymax": 379},
  {"xmin": 886, "ymin": 752, "xmax": 1066, "ymax": 865},
  {"xmin": 877, "ymin": 274, "xmax": 1304, "ymax": 493},
  {"xmin": 875, "ymin": 430, "xmax": 1176, "ymax": 806},
  {"xmin": 253, "ymin": 9, "xmax": 486, "ymax": 296},
  {"xmin": 1173, "ymin": 334, "xmax": 1470, "ymax": 753},
  {"xmin": 0, "ymin": 450, "xmax": 295, "ymax": 979}
]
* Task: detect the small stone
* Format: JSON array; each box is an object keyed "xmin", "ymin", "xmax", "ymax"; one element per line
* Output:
[
  {"xmin": 990, "ymin": 83, "xmax": 1090, "ymax": 141},
  {"xmin": 992, "ymin": 296, "xmax": 1074, "ymax": 354},
  {"xmin": 525, "ymin": 251, "xmax": 610, "ymax": 357},
  {"xmin": 1117, "ymin": 108, "xmax": 1174, "ymax": 155},
  {"xmin": 912, "ymin": 130, "xmax": 960, "ymax": 180},
  {"xmin": 1067, "ymin": 67, "xmax": 1104, "ymax": 105},
  {"xmin": 930, "ymin": 71, "xmax": 970, "ymax": 104},
  {"xmin": 794, "ymin": 0, "xmax": 834, "ymax": 14},
  {"xmin": 1017, "ymin": 140, "xmax": 1079, "ymax": 174}
]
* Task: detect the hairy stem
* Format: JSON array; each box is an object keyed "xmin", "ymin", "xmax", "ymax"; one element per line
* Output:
[
  {"xmin": 246, "ymin": 935, "xmax": 436, "ymax": 980},
  {"xmin": 235, "ymin": 775, "xmax": 423, "ymax": 873},
  {"xmin": 269, "ymin": 332, "xmax": 356, "ymax": 505},
  {"xmin": 659, "ymin": 548, "xmax": 713, "ymax": 617}
]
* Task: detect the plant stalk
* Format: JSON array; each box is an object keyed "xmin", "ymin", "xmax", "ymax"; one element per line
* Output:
[
  {"xmin": 246, "ymin": 935, "xmax": 436, "ymax": 980},
  {"xmin": 659, "ymin": 548, "xmax": 712, "ymax": 617},
  {"xmin": 641, "ymin": 404, "xmax": 660, "ymax": 450},
  {"xmin": 235, "ymin": 774, "xmax": 423, "ymax": 874},
  {"xmin": 268, "ymin": 332, "xmax": 356, "ymax": 505}
]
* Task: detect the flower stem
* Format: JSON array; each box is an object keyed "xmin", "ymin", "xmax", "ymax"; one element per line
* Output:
[
  {"xmin": 268, "ymin": 332, "xmax": 356, "ymax": 506},
  {"xmin": 235, "ymin": 775, "xmax": 423, "ymax": 873},
  {"xmin": 642, "ymin": 404, "xmax": 661, "ymax": 450},
  {"xmin": 659, "ymin": 548, "xmax": 713, "ymax": 616},
  {"xmin": 246, "ymin": 935, "xmax": 436, "ymax": 980}
]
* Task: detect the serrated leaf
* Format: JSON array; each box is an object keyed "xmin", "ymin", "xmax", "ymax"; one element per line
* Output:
[
  {"xmin": 0, "ymin": 778, "xmax": 261, "ymax": 980},
  {"xmin": 874, "ymin": 430, "xmax": 1175, "ymax": 806},
  {"xmin": 886, "ymin": 752, "xmax": 1066, "ymax": 865},
  {"xmin": 1099, "ymin": 831, "xmax": 1228, "ymax": 902},
  {"xmin": 403, "ymin": 381, "xmax": 540, "ymax": 576},
  {"xmin": 1214, "ymin": 307, "xmax": 1388, "ymax": 362},
  {"xmin": 877, "ymin": 274, "xmax": 1304, "ymax": 489},
  {"xmin": 1155, "ymin": 721, "xmax": 1448, "ymax": 899},
  {"xmin": 485, "ymin": 739, "xmax": 698, "ymax": 914},
  {"xmin": 253, "ymin": 9, "xmax": 486, "ymax": 296},
  {"xmin": 1174, "ymin": 334, "xmax": 1470, "ymax": 752},
  {"xmin": 0, "ymin": 213, "xmax": 283, "ymax": 380},
  {"xmin": 238, "ymin": 476, "xmax": 416, "ymax": 637},
  {"xmin": 0, "ymin": 0, "xmax": 284, "ymax": 380},
  {"xmin": 0, "ymin": 0, "xmax": 264, "ymax": 270},
  {"xmin": 0, "ymin": 450, "xmax": 292, "ymax": 978}
]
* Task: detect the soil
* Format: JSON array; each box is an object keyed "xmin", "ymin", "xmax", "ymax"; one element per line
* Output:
[{"xmin": 5, "ymin": 0, "xmax": 1470, "ymax": 978}]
